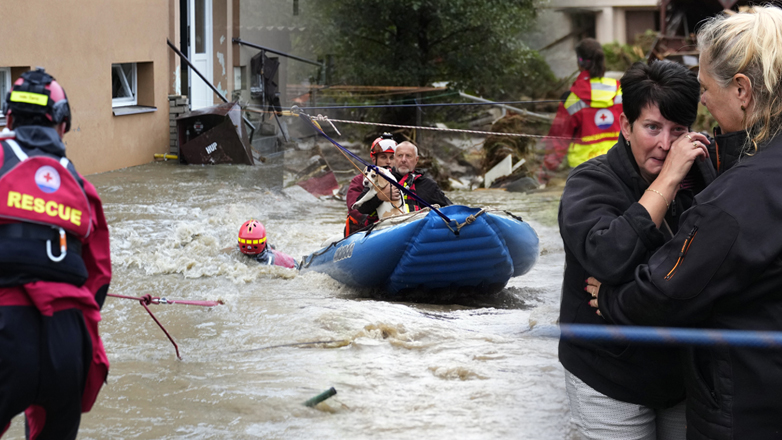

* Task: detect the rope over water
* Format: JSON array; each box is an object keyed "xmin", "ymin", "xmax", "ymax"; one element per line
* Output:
[
  {"xmin": 108, "ymin": 293, "xmax": 223, "ymax": 359},
  {"xmin": 245, "ymin": 107, "xmax": 572, "ymax": 140}
]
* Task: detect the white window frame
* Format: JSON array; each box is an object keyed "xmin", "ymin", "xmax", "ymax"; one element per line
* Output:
[
  {"xmin": 0, "ymin": 67, "xmax": 11, "ymax": 125},
  {"xmin": 112, "ymin": 63, "xmax": 137, "ymax": 107}
]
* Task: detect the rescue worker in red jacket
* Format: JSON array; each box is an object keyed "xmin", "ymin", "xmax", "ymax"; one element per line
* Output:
[
  {"xmin": 0, "ymin": 68, "xmax": 112, "ymax": 440},
  {"xmin": 238, "ymin": 219, "xmax": 299, "ymax": 269},
  {"xmin": 344, "ymin": 133, "xmax": 400, "ymax": 236},
  {"xmin": 539, "ymin": 38, "xmax": 623, "ymax": 182}
]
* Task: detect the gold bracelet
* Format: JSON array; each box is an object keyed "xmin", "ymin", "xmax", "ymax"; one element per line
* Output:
[{"xmin": 645, "ymin": 188, "xmax": 669, "ymax": 209}]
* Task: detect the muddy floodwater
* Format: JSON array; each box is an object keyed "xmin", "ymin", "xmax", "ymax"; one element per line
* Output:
[{"xmin": 4, "ymin": 162, "xmax": 574, "ymax": 439}]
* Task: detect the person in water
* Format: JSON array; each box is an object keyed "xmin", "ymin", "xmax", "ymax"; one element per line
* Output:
[{"xmin": 238, "ymin": 219, "xmax": 299, "ymax": 269}]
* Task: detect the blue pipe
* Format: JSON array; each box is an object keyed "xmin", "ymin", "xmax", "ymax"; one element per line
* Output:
[{"xmin": 537, "ymin": 324, "xmax": 782, "ymax": 350}]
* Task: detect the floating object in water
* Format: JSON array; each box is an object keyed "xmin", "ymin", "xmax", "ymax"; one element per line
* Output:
[
  {"xmin": 176, "ymin": 102, "xmax": 254, "ymax": 165},
  {"xmin": 301, "ymin": 205, "xmax": 539, "ymax": 298},
  {"xmin": 304, "ymin": 387, "xmax": 337, "ymax": 407}
]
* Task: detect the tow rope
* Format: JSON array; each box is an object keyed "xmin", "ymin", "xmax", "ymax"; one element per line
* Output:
[{"xmin": 108, "ymin": 293, "xmax": 224, "ymax": 359}]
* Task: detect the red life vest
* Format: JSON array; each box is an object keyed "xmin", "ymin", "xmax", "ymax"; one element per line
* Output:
[
  {"xmin": 0, "ymin": 138, "xmax": 91, "ymax": 286},
  {"xmin": 254, "ymin": 247, "xmax": 299, "ymax": 269},
  {"xmin": 398, "ymin": 172, "xmax": 421, "ymax": 212}
]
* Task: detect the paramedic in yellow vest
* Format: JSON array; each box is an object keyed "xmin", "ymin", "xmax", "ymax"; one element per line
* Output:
[{"xmin": 540, "ymin": 38, "xmax": 623, "ymax": 180}]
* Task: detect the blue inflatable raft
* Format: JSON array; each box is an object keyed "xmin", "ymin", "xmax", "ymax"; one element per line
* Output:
[{"xmin": 300, "ymin": 205, "xmax": 539, "ymax": 297}]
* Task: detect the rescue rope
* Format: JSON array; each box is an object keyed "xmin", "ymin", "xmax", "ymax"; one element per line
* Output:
[
  {"xmin": 535, "ymin": 324, "xmax": 782, "ymax": 350},
  {"xmin": 243, "ymin": 107, "xmax": 571, "ymax": 140},
  {"xmin": 306, "ymin": 117, "xmax": 553, "ymax": 139},
  {"xmin": 227, "ymin": 339, "xmax": 351, "ymax": 354},
  {"xmin": 321, "ymin": 121, "xmax": 405, "ymax": 213},
  {"xmin": 277, "ymin": 99, "xmax": 562, "ymax": 111},
  {"xmin": 108, "ymin": 293, "xmax": 223, "ymax": 359}
]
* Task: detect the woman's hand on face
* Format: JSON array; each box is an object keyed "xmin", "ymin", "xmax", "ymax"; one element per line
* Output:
[
  {"xmin": 658, "ymin": 132, "xmax": 711, "ymax": 186},
  {"xmin": 586, "ymin": 277, "xmax": 603, "ymax": 317}
]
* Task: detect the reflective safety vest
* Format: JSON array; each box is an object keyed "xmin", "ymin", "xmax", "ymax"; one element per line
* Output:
[
  {"xmin": 398, "ymin": 173, "xmax": 419, "ymax": 213},
  {"xmin": 0, "ymin": 138, "xmax": 92, "ymax": 286},
  {"xmin": 562, "ymin": 75, "xmax": 622, "ymax": 167}
]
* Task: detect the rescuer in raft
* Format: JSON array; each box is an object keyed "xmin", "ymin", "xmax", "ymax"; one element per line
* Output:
[
  {"xmin": 238, "ymin": 219, "xmax": 299, "ymax": 269},
  {"xmin": 0, "ymin": 68, "xmax": 112, "ymax": 439}
]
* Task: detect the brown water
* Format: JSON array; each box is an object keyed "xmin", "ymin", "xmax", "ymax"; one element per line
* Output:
[{"xmin": 4, "ymin": 162, "xmax": 573, "ymax": 440}]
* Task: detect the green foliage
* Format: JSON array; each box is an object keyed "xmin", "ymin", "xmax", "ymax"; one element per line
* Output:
[
  {"xmin": 693, "ymin": 103, "xmax": 718, "ymax": 134},
  {"xmin": 296, "ymin": 0, "xmax": 555, "ymax": 100},
  {"xmin": 602, "ymin": 30, "xmax": 657, "ymax": 72},
  {"xmin": 603, "ymin": 42, "xmax": 645, "ymax": 72}
]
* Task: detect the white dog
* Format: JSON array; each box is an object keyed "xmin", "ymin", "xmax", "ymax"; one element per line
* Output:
[{"xmin": 352, "ymin": 166, "xmax": 405, "ymax": 219}]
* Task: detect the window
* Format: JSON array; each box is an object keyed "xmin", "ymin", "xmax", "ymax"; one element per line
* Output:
[
  {"xmin": 195, "ymin": 0, "xmax": 206, "ymax": 54},
  {"xmin": 112, "ymin": 63, "xmax": 137, "ymax": 107},
  {"xmin": 111, "ymin": 62, "xmax": 156, "ymax": 116},
  {"xmin": 0, "ymin": 68, "xmax": 10, "ymax": 101},
  {"xmin": 0, "ymin": 68, "xmax": 11, "ymax": 126}
]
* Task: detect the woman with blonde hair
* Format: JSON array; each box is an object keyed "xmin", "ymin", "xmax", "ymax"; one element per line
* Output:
[{"xmin": 593, "ymin": 5, "xmax": 782, "ymax": 439}]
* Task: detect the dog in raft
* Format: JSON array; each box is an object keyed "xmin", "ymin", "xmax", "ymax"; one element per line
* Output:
[
  {"xmin": 352, "ymin": 166, "xmax": 406, "ymax": 219},
  {"xmin": 237, "ymin": 219, "xmax": 299, "ymax": 269}
]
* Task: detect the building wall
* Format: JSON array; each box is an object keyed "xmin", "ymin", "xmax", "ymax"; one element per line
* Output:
[
  {"xmin": 235, "ymin": 0, "xmax": 317, "ymax": 106},
  {"xmin": 0, "ymin": 0, "xmax": 172, "ymax": 175},
  {"xmin": 212, "ymin": 0, "xmax": 233, "ymax": 105},
  {"xmin": 169, "ymin": 0, "xmax": 182, "ymax": 95},
  {"xmin": 521, "ymin": 7, "xmax": 579, "ymax": 79},
  {"xmin": 625, "ymin": 9, "xmax": 658, "ymax": 44},
  {"xmin": 530, "ymin": 0, "xmax": 659, "ymax": 79}
]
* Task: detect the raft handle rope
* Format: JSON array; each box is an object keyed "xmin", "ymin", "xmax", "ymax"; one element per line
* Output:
[
  {"xmin": 108, "ymin": 293, "xmax": 224, "ymax": 359},
  {"xmin": 296, "ymin": 107, "xmax": 455, "ymax": 227},
  {"xmin": 501, "ymin": 210, "xmax": 525, "ymax": 223},
  {"xmin": 452, "ymin": 208, "xmax": 489, "ymax": 233}
]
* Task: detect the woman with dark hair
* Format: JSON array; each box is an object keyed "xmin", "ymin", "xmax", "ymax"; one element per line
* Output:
[
  {"xmin": 593, "ymin": 6, "xmax": 782, "ymax": 439},
  {"xmin": 539, "ymin": 38, "xmax": 623, "ymax": 181},
  {"xmin": 576, "ymin": 38, "xmax": 606, "ymax": 79},
  {"xmin": 558, "ymin": 60, "xmax": 712, "ymax": 439}
]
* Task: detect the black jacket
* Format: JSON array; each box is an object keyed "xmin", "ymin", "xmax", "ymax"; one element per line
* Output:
[
  {"xmin": 559, "ymin": 134, "xmax": 715, "ymax": 408},
  {"xmin": 599, "ymin": 131, "xmax": 782, "ymax": 439}
]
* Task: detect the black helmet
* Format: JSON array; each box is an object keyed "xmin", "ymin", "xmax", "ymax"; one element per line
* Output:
[{"xmin": 3, "ymin": 68, "xmax": 71, "ymax": 132}]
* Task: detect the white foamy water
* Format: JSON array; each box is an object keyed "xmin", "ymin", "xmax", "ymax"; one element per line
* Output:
[{"xmin": 4, "ymin": 163, "xmax": 574, "ymax": 439}]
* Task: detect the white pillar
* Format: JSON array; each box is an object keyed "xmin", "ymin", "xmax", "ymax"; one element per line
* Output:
[
  {"xmin": 595, "ymin": 7, "xmax": 614, "ymax": 44},
  {"xmin": 614, "ymin": 8, "xmax": 627, "ymax": 45}
]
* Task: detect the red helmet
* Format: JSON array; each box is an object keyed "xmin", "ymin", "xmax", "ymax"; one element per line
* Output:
[
  {"xmin": 3, "ymin": 68, "xmax": 71, "ymax": 133},
  {"xmin": 238, "ymin": 219, "xmax": 267, "ymax": 255},
  {"xmin": 370, "ymin": 133, "xmax": 397, "ymax": 158}
]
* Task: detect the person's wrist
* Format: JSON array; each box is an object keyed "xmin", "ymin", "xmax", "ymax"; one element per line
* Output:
[{"xmin": 649, "ymin": 175, "xmax": 679, "ymax": 199}]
